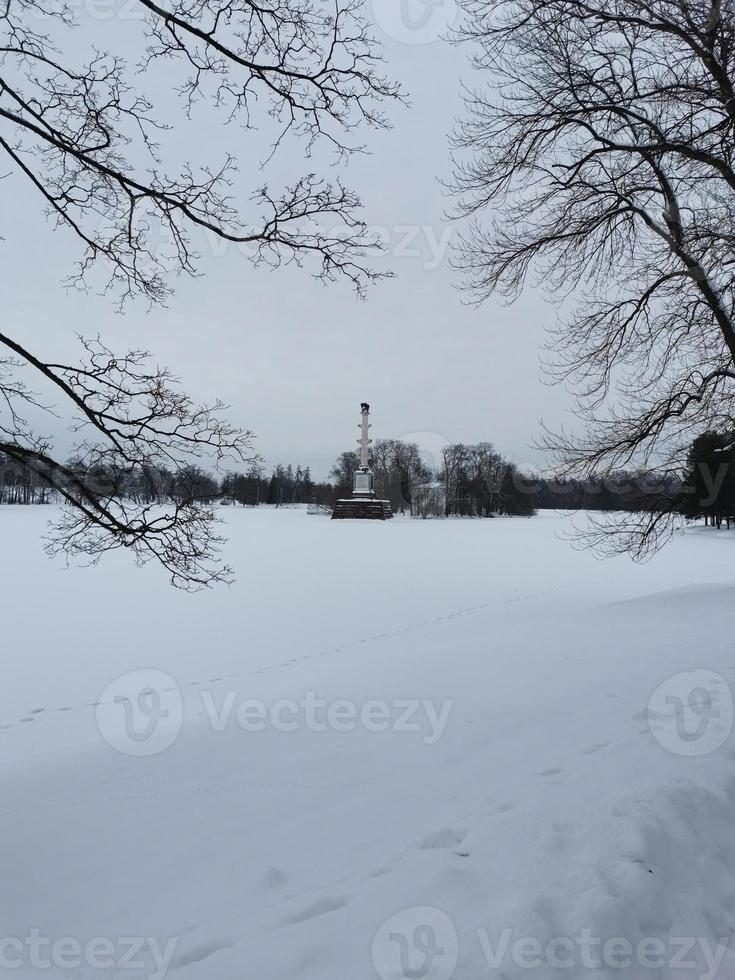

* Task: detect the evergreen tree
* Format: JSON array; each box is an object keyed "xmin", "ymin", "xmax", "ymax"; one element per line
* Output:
[{"xmin": 681, "ymin": 432, "xmax": 735, "ymax": 528}]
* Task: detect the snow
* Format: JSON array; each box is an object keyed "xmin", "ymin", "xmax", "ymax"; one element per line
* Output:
[{"xmin": 2, "ymin": 507, "xmax": 735, "ymax": 979}]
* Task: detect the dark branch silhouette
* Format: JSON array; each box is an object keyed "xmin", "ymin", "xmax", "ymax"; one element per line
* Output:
[
  {"xmin": 0, "ymin": 0, "xmax": 401, "ymax": 585},
  {"xmin": 0, "ymin": 332, "xmax": 256, "ymax": 586},
  {"xmin": 451, "ymin": 0, "xmax": 735, "ymax": 555},
  {"xmin": 1, "ymin": 0, "xmax": 402, "ymax": 303}
]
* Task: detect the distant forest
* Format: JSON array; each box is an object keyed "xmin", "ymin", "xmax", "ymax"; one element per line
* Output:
[{"xmin": 1, "ymin": 431, "xmax": 734, "ymax": 525}]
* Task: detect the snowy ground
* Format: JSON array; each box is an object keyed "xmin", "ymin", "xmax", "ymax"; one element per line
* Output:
[{"xmin": 3, "ymin": 507, "xmax": 735, "ymax": 980}]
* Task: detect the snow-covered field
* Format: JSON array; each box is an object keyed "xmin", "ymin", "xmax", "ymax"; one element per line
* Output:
[{"xmin": 3, "ymin": 507, "xmax": 735, "ymax": 980}]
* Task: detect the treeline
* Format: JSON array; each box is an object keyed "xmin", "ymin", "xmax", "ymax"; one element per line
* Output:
[
  {"xmin": 0, "ymin": 454, "xmax": 334, "ymax": 508},
  {"xmin": 440, "ymin": 443, "xmax": 535, "ymax": 517},
  {"xmin": 530, "ymin": 471, "xmax": 683, "ymax": 513},
  {"xmin": 5, "ymin": 429, "xmax": 735, "ymax": 526},
  {"xmin": 0, "ymin": 456, "xmax": 55, "ymax": 504},
  {"xmin": 221, "ymin": 463, "xmax": 333, "ymax": 508},
  {"xmin": 0, "ymin": 455, "xmax": 228, "ymax": 506},
  {"xmin": 0, "ymin": 441, "xmax": 536, "ymax": 518},
  {"xmin": 331, "ymin": 440, "xmax": 536, "ymax": 517},
  {"xmin": 227, "ymin": 440, "xmax": 538, "ymax": 517},
  {"xmin": 528, "ymin": 431, "xmax": 735, "ymax": 528},
  {"xmin": 330, "ymin": 439, "xmax": 432, "ymax": 514}
]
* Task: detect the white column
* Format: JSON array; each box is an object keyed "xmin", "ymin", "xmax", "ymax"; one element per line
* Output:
[{"xmin": 358, "ymin": 405, "xmax": 371, "ymax": 468}]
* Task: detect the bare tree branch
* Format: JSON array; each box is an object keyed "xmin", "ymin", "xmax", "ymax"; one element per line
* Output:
[
  {"xmin": 0, "ymin": 332, "xmax": 257, "ymax": 587},
  {"xmin": 0, "ymin": 0, "xmax": 400, "ymax": 584},
  {"xmin": 451, "ymin": 0, "xmax": 735, "ymax": 552}
]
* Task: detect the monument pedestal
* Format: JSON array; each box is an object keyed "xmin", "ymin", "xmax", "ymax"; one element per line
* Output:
[{"xmin": 331, "ymin": 497, "xmax": 393, "ymax": 520}]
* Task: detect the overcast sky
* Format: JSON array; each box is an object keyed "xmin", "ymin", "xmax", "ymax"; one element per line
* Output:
[{"xmin": 2, "ymin": 0, "xmax": 573, "ymax": 480}]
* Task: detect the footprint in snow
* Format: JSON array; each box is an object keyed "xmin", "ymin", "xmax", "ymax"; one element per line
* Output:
[
  {"xmin": 538, "ymin": 766, "xmax": 564, "ymax": 777},
  {"xmin": 368, "ymin": 866, "xmax": 391, "ymax": 879},
  {"xmin": 257, "ymin": 866, "xmax": 288, "ymax": 891},
  {"xmin": 283, "ymin": 896, "xmax": 350, "ymax": 926},
  {"xmin": 169, "ymin": 938, "xmax": 238, "ymax": 970},
  {"xmin": 489, "ymin": 801, "xmax": 516, "ymax": 815},
  {"xmin": 415, "ymin": 827, "xmax": 468, "ymax": 850}
]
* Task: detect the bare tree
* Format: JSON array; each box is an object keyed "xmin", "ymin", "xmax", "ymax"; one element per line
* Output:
[
  {"xmin": 1, "ymin": 0, "xmax": 401, "ymax": 585},
  {"xmin": 440, "ymin": 443, "xmax": 461, "ymax": 516},
  {"xmin": 451, "ymin": 0, "xmax": 735, "ymax": 555},
  {"xmin": 329, "ymin": 450, "xmax": 359, "ymax": 498},
  {"xmin": 440, "ymin": 441, "xmax": 508, "ymax": 516}
]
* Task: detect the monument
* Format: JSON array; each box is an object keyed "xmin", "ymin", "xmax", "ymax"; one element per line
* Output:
[{"xmin": 331, "ymin": 403, "xmax": 393, "ymax": 520}]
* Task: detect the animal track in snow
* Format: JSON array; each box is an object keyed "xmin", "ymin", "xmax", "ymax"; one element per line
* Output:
[
  {"xmin": 283, "ymin": 895, "xmax": 351, "ymax": 926},
  {"xmin": 258, "ymin": 866, "xmax": 288, "ymax": 891},
  {"xmin": 170, "ymin": 938, "xmax": 238, "ymax": 970},
  {"xmin": 488, "ymin": 801, "xmax": 517, "ymax": 815},
  {"xmin": 11, "ymin": 587, "xmax": 569, "ymax": 726},
  {"xmin": 415, "ymin": 827, "xmax": 468, "ymax": 850}
]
